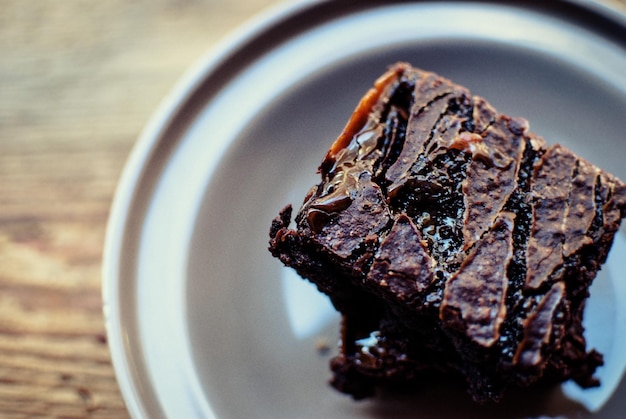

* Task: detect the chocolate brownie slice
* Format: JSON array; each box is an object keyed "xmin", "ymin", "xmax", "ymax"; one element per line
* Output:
[{"xmin": 268, "ymin": 63, "xmax": 626, "ymax": 402}]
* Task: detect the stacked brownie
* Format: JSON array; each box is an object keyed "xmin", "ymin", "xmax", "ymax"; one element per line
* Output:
[{"xmin": 268, "ymin": 63, "xmax": 626, "ymax": 402}]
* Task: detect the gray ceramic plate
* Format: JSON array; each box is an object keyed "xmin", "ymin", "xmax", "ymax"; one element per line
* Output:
[{"xmin": 103, "ymin": 1, "xmax": 626, "ymax": 417}]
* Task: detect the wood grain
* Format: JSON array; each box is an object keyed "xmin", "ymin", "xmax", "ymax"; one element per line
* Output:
[
  {"xmin": 1, "ymin": 0, "xmax": 625, "ymax": 417},
  {"xmin": 0, "ymin": 0, "xmax": 278, "ymax": 417}
]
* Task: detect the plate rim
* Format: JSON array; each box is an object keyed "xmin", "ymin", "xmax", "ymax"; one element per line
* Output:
[
  {"xmin": 101, "ymin": 0, "xmax": 626, "ymax": 418},
  {"xmin": 101, "ymin": 1, "xmax": 322, "ymax": 417}
]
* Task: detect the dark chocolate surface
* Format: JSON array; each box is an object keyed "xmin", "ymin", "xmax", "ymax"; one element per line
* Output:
[{"xmin": 268, "ymin": 63, "xmax": 626, "ymax": 403}]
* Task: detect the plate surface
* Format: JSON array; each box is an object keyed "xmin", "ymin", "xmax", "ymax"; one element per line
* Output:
[{"xmin": 103, "ymin": 1, "xmax": 626, "ymax": 418}]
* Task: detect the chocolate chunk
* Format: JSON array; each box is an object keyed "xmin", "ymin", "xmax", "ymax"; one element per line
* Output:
[
  {"xmin": 385, "ymin": 71, "xmax": 470, "ymax": 195},
  {"xmin": 514, "ymin": 282, "xmax": 566, "ymax": 370},
  {"xmin": 563, "ymin": 160, "xmax": 598, "ymax": 257},
  {"xmin": 309, "ymin": 170, "xmax": 391, "ymax": 258},
  {"xmin": 526, "ymin": 145, "xmax": 577, "ymax": 290},
  {"xmin": 472, "ymin": 96, "xmax": 496, "ymax": 134},
  {"xmin": 462, "ymin": 116, "xmax": 525, "ymax": 250},
  {"xmin": 386, "ymin": 94, "xmax": 452, "ymax": 194},
  {"xmin": 600, "ymin": 174, "xmax": 626, "ymax": 239},
  {"xmin": 367, "ymin": 214, "xmax": 434, "ymax": 300},
  {"xmin": 441, "ymin": 212, "xmax": 514, "ymax": 347}
]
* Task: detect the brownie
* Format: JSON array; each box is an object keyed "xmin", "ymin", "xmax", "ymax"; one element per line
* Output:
[{"xmin": 268, "ymin": 63, "xmax": 626, "ymax": 403}]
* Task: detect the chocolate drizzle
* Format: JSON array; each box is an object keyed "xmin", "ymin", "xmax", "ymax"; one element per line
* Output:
[{"xmin": 441, "ymin": 212, "xmax": 514, "ymax": 348}]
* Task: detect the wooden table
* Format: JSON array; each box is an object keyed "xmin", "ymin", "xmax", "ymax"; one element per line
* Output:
[
  {"xmin": 1, "ymin": 0, "xmax": 624, "ymax": 417},
  {"xmin": 0, "ymin": 1, "xmax": 278, "ymax": 417}
]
